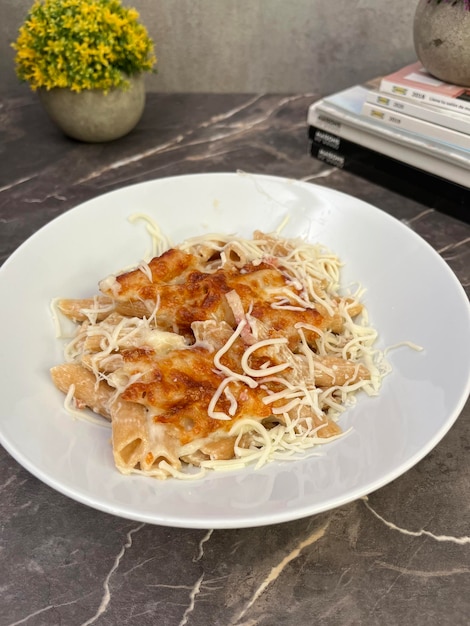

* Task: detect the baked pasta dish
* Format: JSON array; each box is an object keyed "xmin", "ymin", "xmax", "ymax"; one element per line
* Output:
[{"xmin": 51, "ymin": 227, "xmax": 385, "ymax": 479}]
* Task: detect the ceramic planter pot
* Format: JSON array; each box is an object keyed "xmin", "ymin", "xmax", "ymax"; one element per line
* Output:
[
  {"xmin": 38, "ymin": 74, "xmax": 145, "ymax": 142},
  {"xmin": 413, "ymin": 0, "xmax": 470, "ymax": 86}
]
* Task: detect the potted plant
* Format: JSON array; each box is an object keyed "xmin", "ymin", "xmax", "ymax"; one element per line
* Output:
[
  {"xmin": 12, "ymin": 0, "xmax": 157, "ymax": 142},
  {"xmin": 414, "ymin": 0, "xmax": 470, "ymax": 86}
]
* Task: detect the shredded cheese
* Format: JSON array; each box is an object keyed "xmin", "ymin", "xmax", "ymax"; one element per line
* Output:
[{"xmin": 213, "ymin": 319, "xmax": 258, "ymax": 388}]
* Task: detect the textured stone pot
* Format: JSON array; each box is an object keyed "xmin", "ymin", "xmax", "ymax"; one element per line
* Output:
[
  {"xmin": 38, "ymin": 74, "xmax": 145, "ymax": 142},
  {"xmin": 413, "ymin": 0, "xmax": 470, "ymax": 86}
]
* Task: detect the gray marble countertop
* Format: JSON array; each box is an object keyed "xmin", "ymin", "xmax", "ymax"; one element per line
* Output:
[{"xmin": 1, "ymin": 92, "xmax": 469, "ymax": 626}]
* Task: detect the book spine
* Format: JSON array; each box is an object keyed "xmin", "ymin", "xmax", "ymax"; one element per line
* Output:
[
  {"xmin": 380, "ymin": 77, "xmax": 470, "ymax": 116},
  {"xmin": 307, "ymin": 114, "xmax": 470, "ymax": 187},
  {"xmin": 309, "ymin": 126, "xmax": 470, "ymax": 213},
  {"xmin": 308, "ymin": 102, "xmax": 470, "ymax": 177},
  {"xmin": 361, "ymin": 102, "xmax": 470, "ymax": 150},
  {"xmin": 364, "ymin": 91, "xmax": 470, "ymax": 136}
]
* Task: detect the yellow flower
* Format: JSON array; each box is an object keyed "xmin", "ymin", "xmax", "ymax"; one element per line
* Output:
[{"xmin": 12, "ymin": 0, "xmax": 156, "ymax": 91}]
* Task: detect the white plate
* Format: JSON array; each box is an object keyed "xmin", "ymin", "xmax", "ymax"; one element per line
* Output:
[{"xmin": 1, "ymin": 173, "xmax": 469, "ymax": 529}]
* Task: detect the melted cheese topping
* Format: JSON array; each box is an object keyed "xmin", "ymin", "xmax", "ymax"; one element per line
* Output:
[{"xmin": 53, "ymin": 224, "xmax": 390, "ymax": 480}]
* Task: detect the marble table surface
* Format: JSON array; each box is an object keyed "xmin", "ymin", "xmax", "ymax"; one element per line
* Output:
[{"xmin": 1, "ymin": 92, "xmax": 469, "ymax": 626}]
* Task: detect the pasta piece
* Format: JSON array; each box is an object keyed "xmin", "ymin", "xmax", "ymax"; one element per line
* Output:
[
  {"xmin": 57, "ymin": 297, "xmax": 152, "ymax": 323},
  {"xmin": 50, "ymin": 363, "xmax": 113, "ymax": 420},
  {"xmin": 111, "ymin": 400, "xmax": 182, "ymax": 474},
  {"xmin": 57, "ymin": 297, "xmax": 115, "ymax": 322},
  {"xmin": 181, "ymin": 436, "xmax": 238, "ymax": 466},
  {"xmin": 312, "ymin": 356, "xmax": 371, "ymax": 387},
  {"xmin": 289, "ymin": 405, "xmax": 342, "ymax": 438}
]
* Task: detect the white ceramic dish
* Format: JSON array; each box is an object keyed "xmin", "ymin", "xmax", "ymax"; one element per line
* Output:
[{"xmin": 1, "ymin": 173, "xmax": 469, "ymax": 529}]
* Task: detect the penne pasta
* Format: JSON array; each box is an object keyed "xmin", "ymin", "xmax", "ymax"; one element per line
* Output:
[
  {"xmin": 51, "ymin": 225, "xmax": 387, "ymax": 480},
  {"xmin": 50, "ymin": 362, "xmax": 113, "ymax": 420}
]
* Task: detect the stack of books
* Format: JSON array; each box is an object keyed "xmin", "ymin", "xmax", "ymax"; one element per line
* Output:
[{"xmin": 307, "ymin": 61, "xmax": 470, "ymax": 219}]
